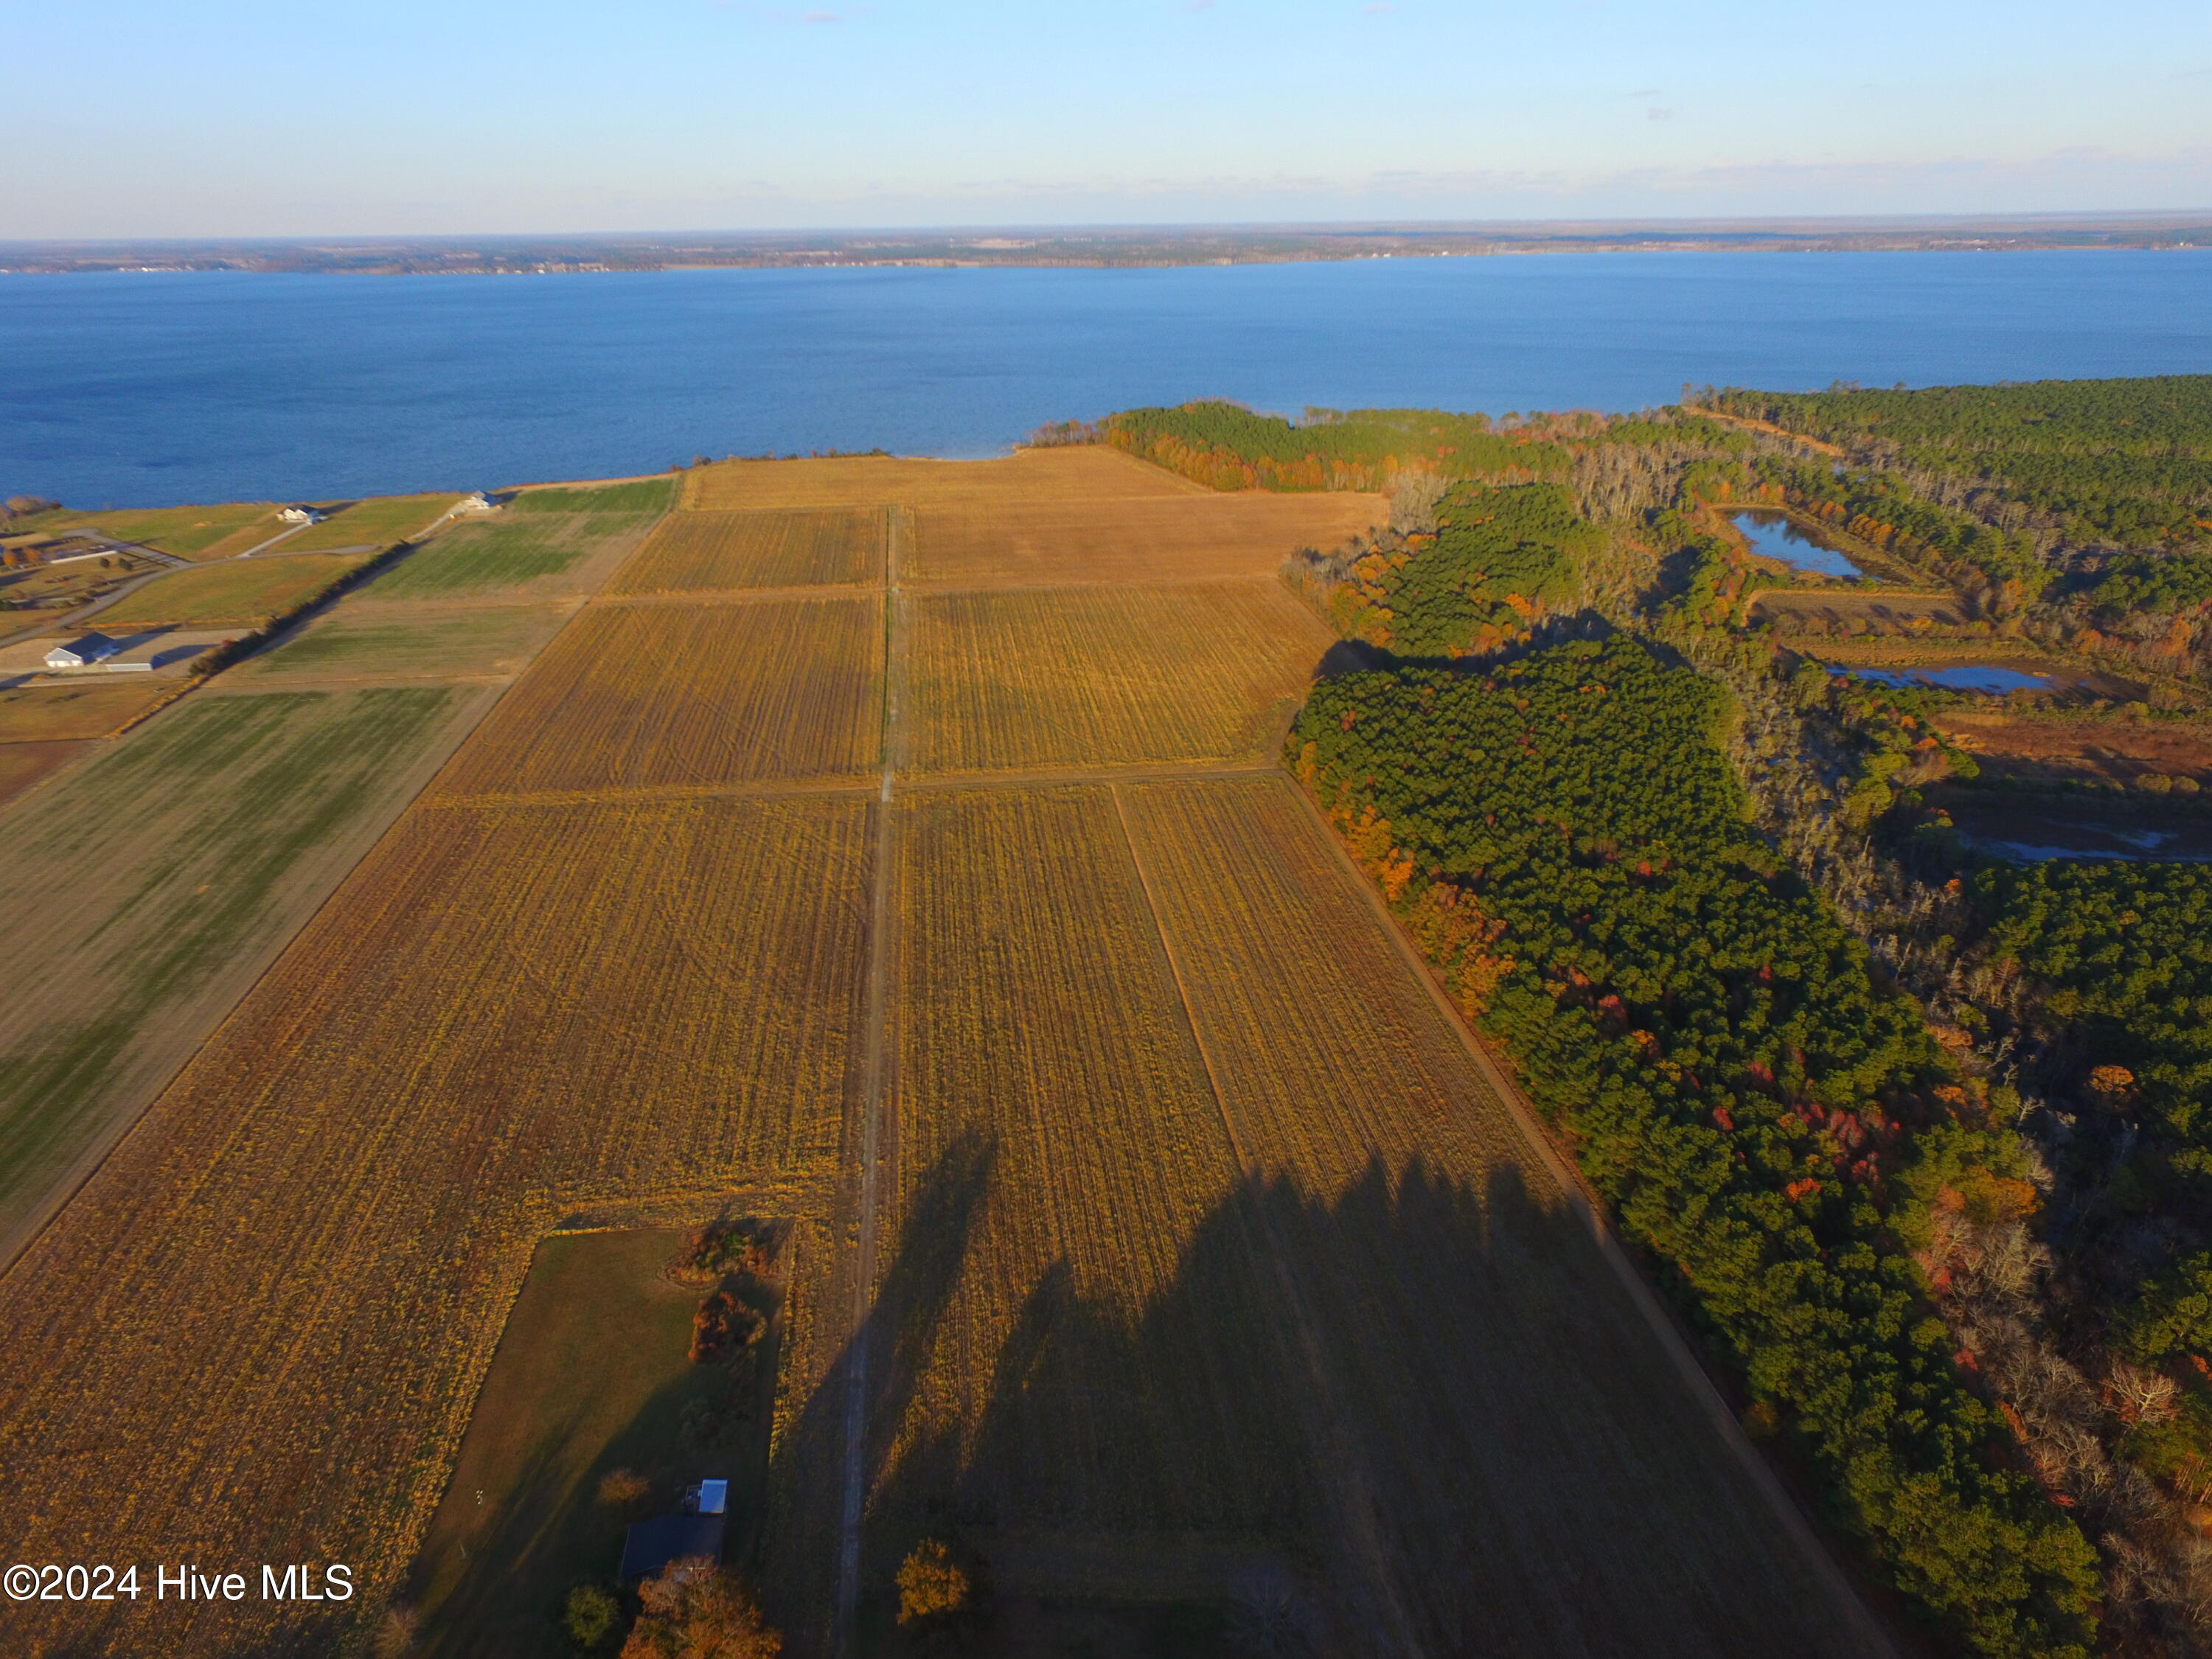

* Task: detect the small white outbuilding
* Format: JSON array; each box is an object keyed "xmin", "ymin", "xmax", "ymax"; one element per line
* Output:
[{"xmin": 277, "ymin": 505, "xmax": 327, "ymax": 525}]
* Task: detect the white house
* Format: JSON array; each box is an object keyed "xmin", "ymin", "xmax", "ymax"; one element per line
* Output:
[
  {"xmin": 277, "ymin": 505, "xmax": 327, "ymax": 525},
  {"xmin": 454, "ymin": 491, "xmax": 496, "ymax": 514},
  {"xmin": 45, "ymin": 631, "xmax": 119, "ymax": 669}
]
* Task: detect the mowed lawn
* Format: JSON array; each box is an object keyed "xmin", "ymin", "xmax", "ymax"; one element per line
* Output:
[
  {"xmin": 97, "ymin": 552, "xmax": 381, "ymax": 628},
  {"xmin": 52, "ymin": 501, "xmax": 278, "ymax": 560},
  {"xmin": 281, "ymin": 494, "xmax": 465, "ymax": 552},
  {"xmin": 408, "ymin": 1229, "xmax": 785, "ymax": 1659}
]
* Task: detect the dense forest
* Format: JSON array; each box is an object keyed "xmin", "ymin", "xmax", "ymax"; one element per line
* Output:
[
  {"xmin": 1705, "ymin": 378, "xmax": 2212, "ymax": 552},
  {"xmin": 1293, "ymin": 640, "xmax": 2098, "ymax": 1657}
]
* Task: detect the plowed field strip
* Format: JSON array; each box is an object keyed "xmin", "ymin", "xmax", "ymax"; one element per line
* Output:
[
  {"xmin": 434, "ymin": 597, "xmax": 883, "ymax": 796},
  {"xmin": 0, "ymin": 795, "xmax": 872, "ymax": 1658},
  {"xmin": 907, "ymin": 493, "xmax": 1385, "ymax": 586},
  {"xmin": 1116, "ymin": 776, "xmax": 1889, "ymax": 1659},
  {"xmin": 682, "ymin": 446, "xmax": 1208, "ymax": 511},
  {"xmin": 875, "ymin": 785, "xmax": 1299, "ymax": 1551},
  {"xmin": 905, "ymin": 580, "xmax": 1332, "ymax": 775},
  {"xmin": 610, "ymin": 507, "xmax": 883, "ymax": 594}
]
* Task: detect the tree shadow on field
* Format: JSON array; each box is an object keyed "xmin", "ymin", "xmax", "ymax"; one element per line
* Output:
[
  {"xmin": 774, "ymin": 1145, "xmax": 1879, "ymax": 1659},
  {"xmin": 759, "ymin": 1129, "xmax": 996, "ymax": 1650}
]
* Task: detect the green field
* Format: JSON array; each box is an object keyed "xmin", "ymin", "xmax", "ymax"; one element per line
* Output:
[
  {"xmin": 509, "ymin": 479, "xmax": 679, "ymax": 515},
  {"xmin": 52, "ymin": 502, "xmax": 277, "ymax": 558},
  {"xmin": 96, "ymin": 552, "xmax": 380, "ymax": 628},
  {"xmin": 408, "ymin": 1229, "xmax": 782, "ymax": 1659},
  {"xmin": 282, "ymin": 494, "xmax": 464, "ymax": 552},
  {"xmin": 368, "ymin": 512, "xmax": 661, "ymax": 599},
  {"xmin": 0, "ymin": 685, "xmax": 476, "ymax": 1259},
  {"xmin": 235, "ymin": 602, "xmax": 571, "ymax": 683}
]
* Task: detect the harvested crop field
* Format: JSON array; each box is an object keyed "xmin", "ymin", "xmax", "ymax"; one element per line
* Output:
[
  {"xmin": 877, "ymin": 786, "xmax": 1296, "ymax": 1548},
  {"xmin": 0, "ymin": 739, "xmax": 89, "ymax": 810},
  {"xmin": 0, "ymin": 686, "xmax": 486, "ymax": 1261},
  {"xmin": 1109, "ymin": 774, "xmax": 1878, "ymax": 1655},
  {"xmin": 0, "ymin": 792, "xmax": 871, "ymax": 1658},
  {"xmin": 96, "ymin": 551, "xmax": 380, "ymax": 628},
  {"xmin": 233, "ymin": 601, "xmax": 571, "ymax": 685},
  {"xmin": 908, "ymin": 493, "xmax": 1385, "ymax": 586},
  {"xmin": 369, "ymin": 511, "xmax": 663, "ymax": 599},
  {"xmin": 905, "ymin": 580, "xmax": 1332, "ymax": 775},
  {"xmin": 0, "ymin": 677, "xmax": 178, "ymax": 741},
  {"xmin": 435, "ymin": 598, "xmax": 883, "ymax": 799},
  {"xmin": 1750, "ymin": 588, "xmax": 1966, "ymax": 630},
  {"xmin": 611, "ymin": 507, "xmax": 883, "ymax": 595},
  {"xmin": 685, "ymin": 445, "xmax": 1207, "ymax": 511}
]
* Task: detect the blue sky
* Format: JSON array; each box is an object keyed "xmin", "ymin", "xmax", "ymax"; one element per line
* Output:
[{"xmin": 6, "ymin": 0, "xmax": 2208, "ymax": 235}]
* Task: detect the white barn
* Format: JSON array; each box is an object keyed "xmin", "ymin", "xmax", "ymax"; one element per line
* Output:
[{"xmin": 45, "ymin": 632, "xmax": 119, "ymax": 669}]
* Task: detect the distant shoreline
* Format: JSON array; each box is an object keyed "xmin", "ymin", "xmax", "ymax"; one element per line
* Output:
[{"xmin": 4, "ymin": 212, "xmax": 2208, "ymax": 275}]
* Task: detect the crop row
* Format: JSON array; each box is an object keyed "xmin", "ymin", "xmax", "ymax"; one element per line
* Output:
[
  {"xmin": 435, "ymin": 597, "xmax": 883, "ymax": 798},
  {"xmin": 902, "ymin": 580, "xmax": 1329, "ymax": 775},
  {"xmin": 611, "ymin": 508, "xmax": 883, "ymax": 595}
]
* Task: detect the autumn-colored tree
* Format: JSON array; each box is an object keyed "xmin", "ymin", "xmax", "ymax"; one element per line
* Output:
[
  {"xmin": 895, "ymin": 1539, "xmax": 970, "ymax": 1625},
  {"xmin": 620, "ymin": 1559, "xmax": 780, "ymax": 1659}
]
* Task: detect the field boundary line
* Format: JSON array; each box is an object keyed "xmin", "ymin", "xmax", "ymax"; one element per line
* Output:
[
  {"xmin": 592, "ymin": 583, "xmax": 880, "ymax": 608},
  {"xmin": 422, "ymin": 776, "xmax": 879, "ymax": 813},
  {"xmin": 1276, "ymin": 769, "xmax": 1904, "ymax": 1659},
  {"xmin": 1108, "ymin": 783, "xmax": 1425, "ymax": 1659},
  {"xmin": 834, "ymin": 504, "xmax": 904, "ymax": 1657},
  {"xmin": 900, "ymin": 572, "xmax": 1292, "ymax": 597}
]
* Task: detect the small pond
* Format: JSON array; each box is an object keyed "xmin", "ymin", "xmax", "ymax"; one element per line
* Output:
[
  {"xmin": 1731, "ymin": 511, "xmax": 1868, "ymax": 580},
  {"xmin": 1835, "ymin": 664, "xmax": 2054, "ymax": 695}
]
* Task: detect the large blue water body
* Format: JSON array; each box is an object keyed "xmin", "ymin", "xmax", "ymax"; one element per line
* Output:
[{"xmin": 4, "ymin": 251, "xmax": 2210, "ymax": 508}]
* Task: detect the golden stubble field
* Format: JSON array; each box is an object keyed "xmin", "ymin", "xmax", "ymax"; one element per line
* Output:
[
  {"xmin": 434, "ymin": 597, "xmax": 885, "ymax": 799},
  {"xmin": 903, "ymin": 580, "xmax": 1335, "ymax": 776},
  {"xmin": 0, "ymin": 447, "xmax": 1886, "ymax": 1659}
]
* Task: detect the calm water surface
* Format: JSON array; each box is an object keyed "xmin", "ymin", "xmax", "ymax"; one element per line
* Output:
[
  {"xmin": 1730, "ymin": 510, "xmax": 1865, "ymax": 580},
  {"xmin": 4, "ymin": 251, "xmax": 2211, "ymax": 507},
  {"xmin": 1839, "ymin": 664, "xmax": 2055, "ymax": 693}
]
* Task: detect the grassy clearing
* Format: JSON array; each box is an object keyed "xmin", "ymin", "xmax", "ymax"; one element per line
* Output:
[
  {"xmin": 0, "ymin": 793, "xmax": 869, "ymax": 1655},
  {"xmin": 233, "ymin": 602, "xmax": 571, "ymax": 684},
  {"xmin": 282, "ymin": 494, "xmax": 464, "ymax": 552},
  {"xmin": 50, "ymin": 502, "xmax": 276, "ymax": 559},
  {"xmin": 408, "ymin": 1228, "xmax": 785, "ymax": 1659},
  {"xmin": 0, "ymin": 740, "xmax": 91, "ymax": 810},
  {"xmin": 0, "ymin": 678, "xmax": 178, "ymax": 742},
  {"xmin": 96, "ymin": 552, "xmax": 379, "ymax": 628},
  {"xmin": 368, "ymin": 513, "xmax": 660, "ymax": 600},
  {"xmin": 436, "ymin": 598, "xmax": 883, "ymax": 798},
  {"xmin": 908, "ymin": 493, "xmax": 1385, "ymax": 586},
  {"xmin": 610, "ymin": 508, "xmax": 881, "ymax": 595},
  {"xmin": 0, "ymin": 686, "xmax": 472, "ymax": 1256},
  {"xmin": 509, "ymin": 479, "xmax": 679, "ymax": 515},
  {"xmin": 905, "ymin": 580, "xmax": 1331, "ymax": 774},
  {"xmin": 684, "ymin": 446, "xmax": 1207, "ymax": 511}
]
